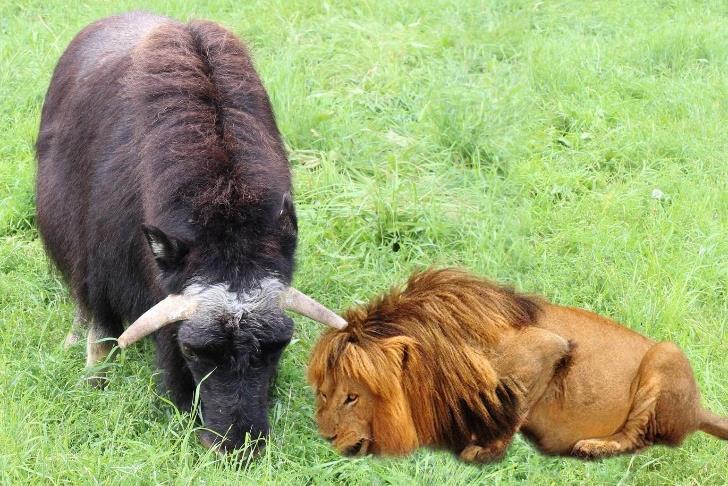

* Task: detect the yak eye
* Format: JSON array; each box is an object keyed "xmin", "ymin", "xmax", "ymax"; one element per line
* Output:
[
  {"xmin": 319, "ymin": 392, "xmax": 327, "ymax": 402},
  {"xmin": 180, "ymin": 344, "xmax": 198, "ymax": 360},
  {"xmin": 249, "ymin": 353, "xmax": 265, "ymax": 369},
  {"xmin": 344, "ymin": 393, "xmax": 358, "ymax": 405}
]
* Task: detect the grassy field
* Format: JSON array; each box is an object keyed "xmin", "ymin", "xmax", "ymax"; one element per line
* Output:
[{"xmin": 1, "ymin": 0, "xmax": 727, "ymax": 483}]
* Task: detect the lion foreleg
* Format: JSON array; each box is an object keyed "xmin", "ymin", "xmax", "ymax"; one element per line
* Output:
[
  {"xmin": 459, "ymin": 328, "xmax": 571, "ymax": 463},
  {"xmin": 492, "ymin": 327, "xmax": 572, "ymax": 411}
]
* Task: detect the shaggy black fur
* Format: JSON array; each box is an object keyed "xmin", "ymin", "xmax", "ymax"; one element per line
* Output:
[{"xmin": 36, "ymin": 12, "xmax": 297, "ymax": 452}]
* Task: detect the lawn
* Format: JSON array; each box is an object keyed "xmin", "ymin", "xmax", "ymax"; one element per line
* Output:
[{"xmin": 1, "ymin": 0, "xmax": 726, "ymax": 483}]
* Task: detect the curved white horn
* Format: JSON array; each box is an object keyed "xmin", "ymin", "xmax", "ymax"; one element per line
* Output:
[
  {"xmin": 118, "ymin": 294, "xmax": 199, "ymax": 348},
  {"xmin": 280, "ymin": 287, "xmax": 347, "ymax": 330}
]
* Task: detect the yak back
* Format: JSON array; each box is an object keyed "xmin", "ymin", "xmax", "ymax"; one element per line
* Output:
[{"xmin": 36, "ymin": 12, "xmax": 293, "ymax": 321}]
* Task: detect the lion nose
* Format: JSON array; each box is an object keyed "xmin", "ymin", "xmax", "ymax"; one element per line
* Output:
[{"xmin": 344, "ymin": 439, "xmax": 365, "ymax": 456}]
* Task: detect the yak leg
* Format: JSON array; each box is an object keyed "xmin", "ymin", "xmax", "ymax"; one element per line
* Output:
[
  {"xmin": 459, "ymin": 328, "xmax": 572, "ymax": 464},
  {"xmin": 85, "ymin": 307, "xmax": 123, "ymax": 388},
  {"xmin": 85, "ymin": 324, "xmax": 117, "ymax": 388},
  {"xmin": 86, "ymin": 325, "xmax": 115, "ymax": 368},
  {"xmin": 63, "ymin": 305, "xmax": 115, "ymax": 387},
  {"xmin": 154, "ymin": 326, "xmax": 196, "ymax": 412},
  {"xmin": 63, "ymin": 307, "xmax": 88, "ymax": 348},
  {"xmin": 572, "ymin": 342, "xmax": 701, "ymax": 459}
]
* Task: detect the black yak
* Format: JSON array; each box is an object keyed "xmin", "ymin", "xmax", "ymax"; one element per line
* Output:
[{"xmin": 35, "ymin": 12, "xmax": 345, "ymax": 454}]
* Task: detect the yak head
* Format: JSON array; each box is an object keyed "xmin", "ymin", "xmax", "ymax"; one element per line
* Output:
[
  {"xmin": 162, "ymin": 276, "xmax": 294, "ymax": 455},
  {"xmin": 116, "ymin": 194, "xmax": 346, "ymax": 455}
]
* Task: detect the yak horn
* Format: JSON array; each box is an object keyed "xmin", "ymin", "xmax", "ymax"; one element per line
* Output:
[
  {"xmin": 281, "ymin": 287, "xmax": 347, "ymax": 330},
  {"xmin": 117, "ymin": 294, "xmax": 199, "ymax": 348}
]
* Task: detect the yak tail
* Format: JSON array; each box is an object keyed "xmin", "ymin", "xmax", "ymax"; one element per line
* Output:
[{"xmin": 699, "ymin": 409, "xmax": 728, "ymax": 440}]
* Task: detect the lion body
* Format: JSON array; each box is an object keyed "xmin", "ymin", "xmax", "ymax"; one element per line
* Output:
[{"xmin": 308, "ymin": 269, "xmax": 728, "ymax": 460}]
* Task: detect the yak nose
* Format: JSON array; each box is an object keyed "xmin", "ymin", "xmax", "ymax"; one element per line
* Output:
[
  {"xmin": 324, "ymin": 434, "xmax": 337, "ymax": 442},
  {"xmin": 198, "ymin": 430, "xmax": 266, "ymax": 458},
  {"xmin": 198, "ymin": 431, "xmax": 222, "ymax": 453}
]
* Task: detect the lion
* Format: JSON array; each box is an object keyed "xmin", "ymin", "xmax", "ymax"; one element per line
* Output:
[{"xmin": 308, "ymin": 268, "xmax": 727, "ymax": 461}]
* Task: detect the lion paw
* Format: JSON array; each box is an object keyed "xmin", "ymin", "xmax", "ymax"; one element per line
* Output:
[
  {"xmin": 571, "ymin": 439, "xmax": 622, "ymax": 459},
  {"xmin": 459, "ymin": 441, "xmax": 508, "ymax": 463}
]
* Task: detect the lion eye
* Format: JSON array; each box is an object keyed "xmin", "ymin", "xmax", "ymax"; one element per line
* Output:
[{"xmin": 344, "ymin": 393, "xmax": 358, "ymax": 405}]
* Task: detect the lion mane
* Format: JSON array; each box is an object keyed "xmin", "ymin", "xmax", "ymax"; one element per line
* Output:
[{"xmin": 308, "ymin": 268, "xmax": 542, "ymax": 454}]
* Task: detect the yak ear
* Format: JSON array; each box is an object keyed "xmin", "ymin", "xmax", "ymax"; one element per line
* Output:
[
  {"xmin": 141, "ymin": 224, "xmax": 188, "ymax": 270},
  {"xmin": 278, "ymin": 191, "xmax": 297, "ymax": 235}
]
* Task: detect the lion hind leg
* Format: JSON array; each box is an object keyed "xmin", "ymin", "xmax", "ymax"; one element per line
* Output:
[
  {"xmin": 572, "ymin": 382, "xmax": 659, "ymax": 458},
  {"xmin": 572, "ymin": 341, "xmax": 702, "ymax": 459}
]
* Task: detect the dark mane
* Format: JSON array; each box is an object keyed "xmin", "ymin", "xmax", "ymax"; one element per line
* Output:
[
  {"xmin": 309, "ymin": 268, "xmax": 542, "ymax": 451},
  {"xmin": 340, "ymin": 267, "xmax": 540, "ymax": 350}
]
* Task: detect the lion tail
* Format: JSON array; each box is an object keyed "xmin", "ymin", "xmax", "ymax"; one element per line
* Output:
[{"xmin": 699, "ymin": 409, "xmax": 728, "ymax": 440}]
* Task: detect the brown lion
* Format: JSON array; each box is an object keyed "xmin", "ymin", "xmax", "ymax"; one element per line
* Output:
[{"xmin": 308, "ymin": 268, "xmax": 727, "ymax": 461}]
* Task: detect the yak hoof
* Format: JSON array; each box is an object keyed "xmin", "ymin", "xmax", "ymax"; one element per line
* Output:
[
  {"xmin": 63, "ymin": 331, "xmax": 82, "ymax": 349},
  {"xmin": 85, "ymin": 372, "xmax": 110, "ymax": 389}
]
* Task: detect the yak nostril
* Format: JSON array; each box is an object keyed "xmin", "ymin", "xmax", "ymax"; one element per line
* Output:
[
  {"xmin": 197, "ymin": 430, "xmax": 266, "ymax": 459},
  {"xmin": 198, "ymin": 431, "xmax": 223, "ymax": 454},
  {"xmin": 324, "ymin": 434, "xmax": 337, "ymax": 443}
]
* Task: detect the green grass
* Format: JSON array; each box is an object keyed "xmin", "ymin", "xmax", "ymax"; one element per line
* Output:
[{"xmin": 1, "ymin": 0, "xmax": 727, "ymax": 483}]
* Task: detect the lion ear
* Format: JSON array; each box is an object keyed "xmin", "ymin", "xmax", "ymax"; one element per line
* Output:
[{"xmin": 381, "ymin": 336, "xmax": 418, "ymax": 375}]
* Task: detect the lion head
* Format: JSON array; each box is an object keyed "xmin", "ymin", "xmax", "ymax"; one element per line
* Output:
[
  {"xmin": 312, "ymin": 374, "xmax": 375, "ymax": 456},
  {"xmin": 308, "ymin": 268, "xmax": 539, "ymax": 456},
  {"xmin": 309, "ymin": 332, "xmax": 419, "ymax": 456}
]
